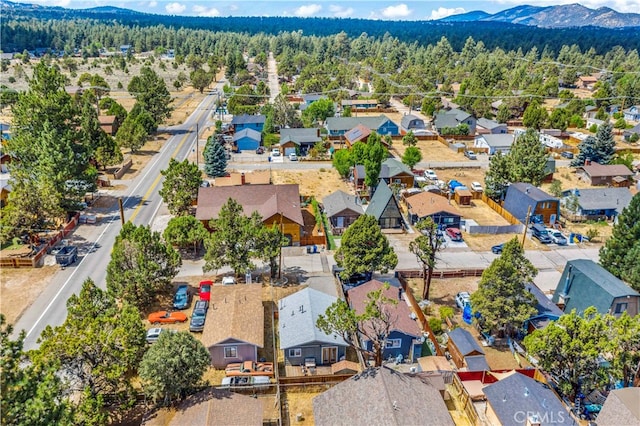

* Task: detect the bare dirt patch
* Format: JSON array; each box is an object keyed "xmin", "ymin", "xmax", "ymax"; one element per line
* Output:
[
  {"xmin": 284, "ymin": 390, "xmax": 321, "ymax": 425},
  {"xmin": 0, "ymin": 265, "xmax": 59, "ymax": 324},
  {"xmin": 392, "ymin": 139, "xmax": 469, "ymax": 163},
  {"xmin": 271, "ymin": 168, "xmax": 351, "ymax": 200}
]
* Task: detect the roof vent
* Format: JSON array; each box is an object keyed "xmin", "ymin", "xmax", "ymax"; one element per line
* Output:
[
  {"xmin": 392, "ymin": 401, "xmax": 399, "ymax": 411},
  {"xmin": 524, "ymin": 387, "xmax": 530, "ymax": 397}
]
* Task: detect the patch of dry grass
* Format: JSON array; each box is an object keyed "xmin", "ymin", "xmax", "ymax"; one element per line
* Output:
[{"xmin": 284, "ymin": 391, "xmax": 321, "ymax": 426}]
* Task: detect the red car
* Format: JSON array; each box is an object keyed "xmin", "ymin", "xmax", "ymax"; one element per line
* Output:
[
  {"xmin": 446, "ymin": 227, "xmax": 463, "ymax": 242},
  {"xmin": 148, "ymin": 311, "xmax": 187, "ymax": 324},
  {"xmin": 199, "ymin": 280, "xmax": 212, "ymax": 301}
]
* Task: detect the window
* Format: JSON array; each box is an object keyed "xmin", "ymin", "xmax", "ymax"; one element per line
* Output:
[
  {"xmin": 614, "ymin": 303, "xmax": 628, "ymax": 314},
  {"xmin": 385, "ymin": 339, "xmax": 401, "ymax": 349},
  {"xmin": 289, "ymin": 348, "xmax": 302, "ymax": 357},
  {"xmin": 224, "ymin": 346, "xmax": 238, "ymax": 358}
]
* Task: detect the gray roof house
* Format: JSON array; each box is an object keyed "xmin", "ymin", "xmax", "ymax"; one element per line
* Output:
[
  {"xmin": 474, "ymin": 134, "xmax": 515, "ymax": 155},
  {"xmin": 552, "ymin": 259, "xmax": 640, "ymax": 317},
  {"xmin": 379, "ymin": 158, "xmax": 415, "ymax": 188},
  {"xmin": 446, "ymin": 328, "xmax": 488, "ymax": 370},
  {"xmin": 476, "ymin": 117, "xmax": 507, "ymax": 134},
  {"xmin": 322, "ymin": 190, "xmax": 364, "ymax": 235},
  {"xmin": 434, "ymin": 108, "xmax": 476, "ymax": 134},
  {"xmin": 279, "ymin": 288, "xmax": 347, "ymax": 366},
  {"xmin": 503, "ymin": 183, "xmax": 560, "ymax": 225},
  {"xmin": 400, "ymin": 114, "xmax": 426, "ymax": 134},
  {"xmin": 313, "ymin": 367, "xmax": 454, "ymax": 426},
  {"xmin": 596, "ymin": 387, "xmax": 640, "ymax": 426},
  {"xmin": 560, "ymin": 187, "xmax": 633, "ymax": 221},
  {"xmin": 483, "ymin": 372, "xmax": 577, "ymax": 426},
  {"xmin": 365, "ymin": 181, "xmax": 404, "ymax": 230},
  {"xmin": 279, "ymin": 128, "xmax": 322, "ymax": 153}
]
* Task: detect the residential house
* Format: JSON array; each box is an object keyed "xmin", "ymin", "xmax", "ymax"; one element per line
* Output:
[
  {"xmin": 586, "ymin": 117, "xmax": 605, "ymax": 129},
  {"xmin": 347, "ymin": 280, "xmax": 423, "ymax": 363},
  {"xmin": 584, "ymin": 105, "xmax": 598, "ymax": 119},
  {"xmin": 196, "ymin": 184, "xmax": 304, "ymax": 245},
  {"xmin": 483, "ymin": 372, "xmax": 577, "ymax": 426},
  {"xmin": 405, "ymin": 192, "xmax": 462, "ymax": 227},
  {"xmin": 379, "ymin": 158, "xmax": 415, "ymax": 189},
  {"xmin": 322, "ymin": 190, "xmax": 364, "ymax": 235},
  {"xmin": 596, "ymin": 388, "xmax": 640, "ymax": 426},
  {"xmin": 552, "ymin": 259, "xmax": 640, "ymax": 317},
  {"xmin": 490, "ymin": 99, "xmax": 504, "ymax": 116},
  {"xmin": 446, "ymin": 328, "xmax": 488, "ymax": 370},
  {"xmin": 366, "ymin": 181, "xmax": 404, "ymax": 230},
  {"xmin": 622, "ymin": 105, "xmax": 640, "ymax": 122},
  {"xmin": 539, "ymin": 132, "xmax": 564, "ymax": 149},
  {"xmin": 474, "ymin": 134, "xmax": 514, "ymax": 155},
  {"xmin": 623, "ymin": 123, "xmax": 640, "ymax": 141},
  {"xmin": 313, "ymin": 367, "xmax": 454, "ymax": 426},
  {"xmin": 98, "ymin": 115, "xmax": 119, "ymax": 136},
  {"xmin": 278, "ymin": 128, "xmax": 322, "ymax": 155},
  {"xmin": 325, "ymin": 115, "xmax": 399, "ymax": 137},
  {"xmin": 352, "ymin": 164, "xmax": 366, "ymax": 191},
  {"xmin": 119, "ymin": 45, "xmax": 132, "ymax": 55},
  {"xmin": 577, "ymin": 75, "xmax": 598, "ymax": 90},
  {"xmin": 523, "ymin": 283, "xmax": 563, "ymax": 334},
  {"xmin": 344, "ymin": 124, "xmax": 372, "ymax": 147},
  {"xmin": 278, "ymin": 288, "xmax": 348, "ymax": 366},
  {"xmin": 301, "ymin": 94, "xmax": 327, "ymax": 106},
  {"xmin": 142, "ymin": 388, "xmax": 263, "ymax": 426},
  {"xmin": 232, "ymin": 128, "xmax": 261, "ymax": 152},
  {"xmin": 560, "ymin": 187, "xmax": 633, "ymax": 221},
  {"xmin": 543, "ymin": 157, "xmax": 556, "ymax": 183},
  {"xmin": 400, "ymin": 114, "xmax": 426, "ymax": 134},
  {"xmin": 341, "ymin": 99, "xmax": 378, "ymax": 110},
  {"xmin": 503, "ymin": 183, "xmax": 560, "ymax": 225},
  {"xmin": 476, "ymin": 118, "xmax": 507, "ymax": 134},
  {"xmin": 201, "ymin": 285, "xmax": 264, "ymax": 368},
  {"xmin": 577, "ymin": 162, "xmax": 634, "ymax": 187},
  {"xmin": 231, "ymin": 114, "xmax": 266, "ymax": 133},
  {"xmin": 434, "ymin": 108, "xmax": 476, "ymax": 134}
]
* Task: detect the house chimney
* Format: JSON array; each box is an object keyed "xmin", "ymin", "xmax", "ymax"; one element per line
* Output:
[
  {"xmin": 585, "ymin": 158, "xmax": 591, "ymax": 166},
  {"xmin": 241, "ymin": 173, "xmax": 246, "ymax": 185}
]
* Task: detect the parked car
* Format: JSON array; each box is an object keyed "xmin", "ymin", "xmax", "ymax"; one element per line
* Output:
[
  {"xmin": 220, "ymin": 376, "xmax": 271, "ymax": 390},
  {"xmin": 189, "ymin": 300, "xmax": 209, "ymax": 332},
  {"xmin": 425, "ymin": 169, "xmax": 438, "ymax": 181},
  {"xmin": 200, "ymin": 180, "xmax": 211, "ymax": 188},
  {"xmin": 531, "ymin": 224, "xmax": 552, "ymax": 244},
  {"xmin": 148, "ymin": 311, "xmax": 187, "ymax": 325},
  {"xmin": 470, "ymin": 181, "xmax": 483, "ymax": 192},
  {"xmin": 464, "ymin": 150, "xmax": 477, "ymax": 160},
  {"xmin": 561, "ymin": 151, "xmax": 574, "ymax": 159},
  {"xmin": 455, "ymin": 292, "xmax": 471, "ymax": 309},
  {"xmin": 256, "ymin": 146, "xmax": 265, "ymax": 154},
  {"xmin": 145, "ymin": 328, "xmax": 176, "ymax": 343},
  {"xmin": 289, "ymin": 153, "xmax": 298, "ymax": 161},
  {"xmin": 340, "ymin": 272, "xmax": 373, "ymax": 288},
  {"xmin": 225, "ymin": 361, "xmax": 275, "ymax": 377},
  {"xmin": 491, "ymin": 243, "xmax": 504, "ymax": 254},
  {"xmin": 270, "ymin": 149, "xmax": 281, "ymax": 157},
  {"xmin": 222, "ymin": 276, "xmax": 236, "ymax": 285},
  {"xmin": 446, "ymin": 227, "xmax": 463, "ymax": 242},
  {"xmin": 55, "ymin": 245, "xmax": 78, "ymax": 267},
  {"xmin": 199, "ymin": 280, "xmax": 212, "ymax": 301},
  {"xmin": 173, "ymin": 285, "xmax": 190, "ymax": 310},
  {"xmin": 548, "ymin": 229, "xmax": 568, "ymax": 246}
]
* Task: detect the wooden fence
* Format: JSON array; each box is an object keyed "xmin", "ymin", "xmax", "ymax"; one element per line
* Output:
[
  {"xmin": 300, "ymin": 235, "xmax": 327, "ymax": 247},
  {"xmin": 398, "ymin": 268, "xmax": 485, "ymax": 280},
  {"xmin": 449, "ymin": 373, "xmax": 480, "ymax": 425},
  {"xmin": 278, "ymin": 374, "xmax": 354, "ymax": 386},
  {"xmin": 481, "ymin": 194, "xmax": 521, "ymax": 225},
  {"xmin": 112, "ymin": 158, "xmax": 133, "ymax": 179}
]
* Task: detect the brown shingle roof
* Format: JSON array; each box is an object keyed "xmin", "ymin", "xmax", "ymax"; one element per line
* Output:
[
  {"xmin": 347, "ymin": 280, "xmax": 421, "ymax": 337},
  {"xmin": 313, "ymin": 367, "xmax": 454, "ymax": 426},
  {"xmin": 596, "ymin": 388, "xmax": 640, "ymax": 426},
  {"xmin": 196, "ymin": 184, "xmax": 303, "ymax": 225},
  {"xmin": 406, "ymin": 192, "xmax": 462, "ymax": 218},
  {"xmin": 201, "ymin": 285, "xmax": 264, "ymax": 348},
  {"xmin": 581, "ymin": 163, "xmax": 633, "ymax": 178},
  {"xmin": 142, "ymin": 388, "xmax": 263, "ymax": 426}
]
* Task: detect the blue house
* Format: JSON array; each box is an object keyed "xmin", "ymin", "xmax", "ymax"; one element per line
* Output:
[
  {"xmin": 233, "ymin": 128, "xmax": 261, "ymax": 152},
  {"xmin": 347, "ymin": 279, "xmax": 423, "ymax": 363},
  {"xmin": 523, "ymin": 283, "xmax": 563, "ymax": 334},
  {"xmin": 325, "ymin": 115, "xmax": 399, "ymax": 137},
  {"xmin": 560, "ymin": 187, "xmax": 633, "ymax": 221},
  {"xmin": 278, "ymin": 288, "xmax": 348, "ymax": 366},
  {"xmin": 503, "ymin": 183, "xmax": 560, "ymax": 225},
  {"xmin": 623, "ymin": 105, "xmax": 640, "ymax": 122},
  {"xmin": 301, "ymin": 94, "xmax": 327, "ymax": 106},
  {"xmin": 231, "ymin": 114, "xmax": 266, "ymax": 133}
]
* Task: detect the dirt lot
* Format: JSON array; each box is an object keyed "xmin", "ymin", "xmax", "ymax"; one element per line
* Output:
[
  {"xmin": 392, "ymin": 138, "xmax": 469, "ymax": 163},
  {"xmin": 0, "ymin": 265, "xmax": 60, "ymax": 324},
  {"xmin": 271, "ymin": 168, "xmax": 351, "ymax": 200}
]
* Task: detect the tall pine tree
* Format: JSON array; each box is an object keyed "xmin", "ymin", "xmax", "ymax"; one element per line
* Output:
[
  {"xmin": 594, "ymin": 122, "xmax": 616, "ymax": 165},
  {"xmin": 203, "ymin": 136, "xmax": 228, "ymax": 177}
]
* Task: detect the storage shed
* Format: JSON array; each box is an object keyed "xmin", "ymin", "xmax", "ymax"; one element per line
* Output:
[{"xmin": 454, "ymin": 187, "xmax": 472, "ymax": 206}]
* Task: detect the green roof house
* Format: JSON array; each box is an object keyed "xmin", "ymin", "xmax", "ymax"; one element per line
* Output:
[{"xmin": 552, "ymin": 259, "xmax": 639, "ymax": 317}]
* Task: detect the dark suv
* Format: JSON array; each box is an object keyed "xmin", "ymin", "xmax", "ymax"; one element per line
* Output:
[
  {"xmin": 531, "ymin": 224, "xmax": 552, "ymax": 244},
  {"xmin": 189, "ymin": 300, "xmax": 209, "ymax": 332}
]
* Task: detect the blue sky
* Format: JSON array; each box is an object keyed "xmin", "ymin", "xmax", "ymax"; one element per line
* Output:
[{"xmin": 21, "ymin": 1, "xmax": 636, "ymax": 20}]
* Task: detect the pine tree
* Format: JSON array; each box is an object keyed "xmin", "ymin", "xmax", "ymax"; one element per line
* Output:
[
  {"xmin": 594, "ymin": 122, "xmax": 616, "ymax": 165},
  {"xmin": 203, "ymin": 136, "xmax": 228, "ymax": 177},
  {"xmin": 570, "ymin": 135, "xmax": 598, "ymax": 167}
]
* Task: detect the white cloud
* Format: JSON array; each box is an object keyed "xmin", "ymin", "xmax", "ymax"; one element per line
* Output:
[
  {"xmin": 31, "ymin": 0, "xmax": 71, "ymax": 6},
  {"xmin": 329, "ymin": 4, "xmax": 354, "ymax": 18},
  {"xmin": 229, "ymin": 4, "xmax": 238, "ymax": 11},
  {"xmin": 193, "ymin": 5, "xmax": 220, "ymax": 16},
  {"xmin": 428, "ymin": 7, "xmax": 465, "ymax": 20},
  {"xmin": 381, "ymin": 4, "xmax": 412, "ymax": 19},
  {"xmin": 147, "ymin": 0, "xmax": 157, "ymax": 7},
  {"xmin": 294, "ymin": 4, "xmax": 322, "ymax": 17},
  {"xmin": 165, "ymin": 2, "xmax": 186, "ymax": 14}
]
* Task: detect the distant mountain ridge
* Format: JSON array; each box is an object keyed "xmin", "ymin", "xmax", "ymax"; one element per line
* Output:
[{"xmin": 440, "ymin": 3, "xmax": 640, "ymax": 28}]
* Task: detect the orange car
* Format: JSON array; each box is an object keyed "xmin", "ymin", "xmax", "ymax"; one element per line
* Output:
[
  {"xmin": 148, "ymin": 311, "xmax": 187, "ymax": 324},
  {"xmin": 225, "ymin": 361, "xmax": 274, "ymax": 377}
]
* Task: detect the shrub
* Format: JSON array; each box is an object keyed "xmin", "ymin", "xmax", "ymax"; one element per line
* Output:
[
  {"xmin": 439, "ymin": 306, "xmax": 454, "ymax": 321},
  {"xmin": 428, "ymin": 317, "xmax": 443, "ymax": 335},
  {"xmin": 586, "ymin": 227, "xmax": 599, "ymax": 242}
]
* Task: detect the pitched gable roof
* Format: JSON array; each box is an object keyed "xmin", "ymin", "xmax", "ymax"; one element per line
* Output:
[
  {"xmin": 231, "ymin": 114, "xmax": 266, "ymax": 125},
  {"xmin": 476, "ymin": 117, "xmax": 503, "ymax": 130},
  {"xmin": 448, "ymin": 328, "xmax": 484, "ymax": 357},
  {"xmin": 279, "ymin": 128, "xmax": 321, "ymax": 144},
  {"xmin": 406, "ymin": 192, "xmax": 461, "ymax": 218},
  {"xmin": 562, "ymin": 187, "xmax": 633, "ymax": 213},
  {"xmin": 325, "ymin": 115, "xmax": 391, "ymax": 132},
  {"xmin": 196, "ymin": 184, "xmax": 304, "ymax": 226},
  {"xmin": 201, "ymin": 285, "xmax": 264, "ymax": 348},
  {"xmin": 597, "ymin": 388, "xmax": 640, "ymax": 426},
  {"xmin": 580, "ymin": 162, "xmax": 633, "ymax": 178},
  {"xmin": 233, "ymin": 128, "xmax": 261, "ymax": 142},
  {"xmin": 278, "ymin": 288, "xmax": 347, "ymax": 349},
  {"xmin": 552, "ymin": 259, "xmax": 639, "ymax": 314},
  {"xmin": 313, "ymin": 367, "xmax": 454, "ymax": 426},
  {"xmin": 478, "ymin": 134, "xmax": 514, "ymax": 148},
  {"xmin": 380, "ymin": 158, "xmax": 414, "ymax": 179},
  {"xmin": 503, "ymin": 183, "xmax": 558, "ymax": 223},
  {"xmin": 347, "ymin": 280, "xmax": 421, "ymax": 337},
  {"xmin": 322, "ymin": 190, "xmax": 364, "ymax": 218},
  {"xmin": 344, "ymin": 124, "xmax": 371, "ymax": 145},
  {"xmin": 365, "ymin": 181, "xmax": 396, "ymax": 221},
  {"xmin": 484, "ymin": 373, "xmax": 576, "ymax": 426},
  {"xmin": 400, "ymin": 114, "xmax": 425, "ymax": 129}
]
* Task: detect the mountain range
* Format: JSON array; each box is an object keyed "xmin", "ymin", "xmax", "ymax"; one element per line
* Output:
[{"xmin": 439, "ymin": 4, "xmax": 640, "ymax": 28}]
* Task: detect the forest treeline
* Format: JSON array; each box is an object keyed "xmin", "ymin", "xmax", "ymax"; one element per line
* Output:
[{"xmin": 2, "ymin": 3, "xmax": 640, "ymax": 54}]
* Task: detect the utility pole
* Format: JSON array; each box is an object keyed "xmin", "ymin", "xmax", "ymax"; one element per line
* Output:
[
  {"xmin": 118, "ymin": 197, "xmax": 125, "ymax": 225},
  {"xmin": 278, "ymin": 211, "xmax": 284, "ymax": 280},
  {"xmin": 196, "ymin": 122, "xmax": 199, "ymax": 167},
  {"xmin": 521, "ymin": 205, "xmax": 532, "ymax": 247}
]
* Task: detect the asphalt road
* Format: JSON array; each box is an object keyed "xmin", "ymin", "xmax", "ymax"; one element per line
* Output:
[{"xmin": 14, "ymin": 88, "xmax": 221, "ymax": 350}]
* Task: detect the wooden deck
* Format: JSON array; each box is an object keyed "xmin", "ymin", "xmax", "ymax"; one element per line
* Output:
[{"xmin": 284, "ymin": 364, "xmax": 333, "ymax": 377}]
